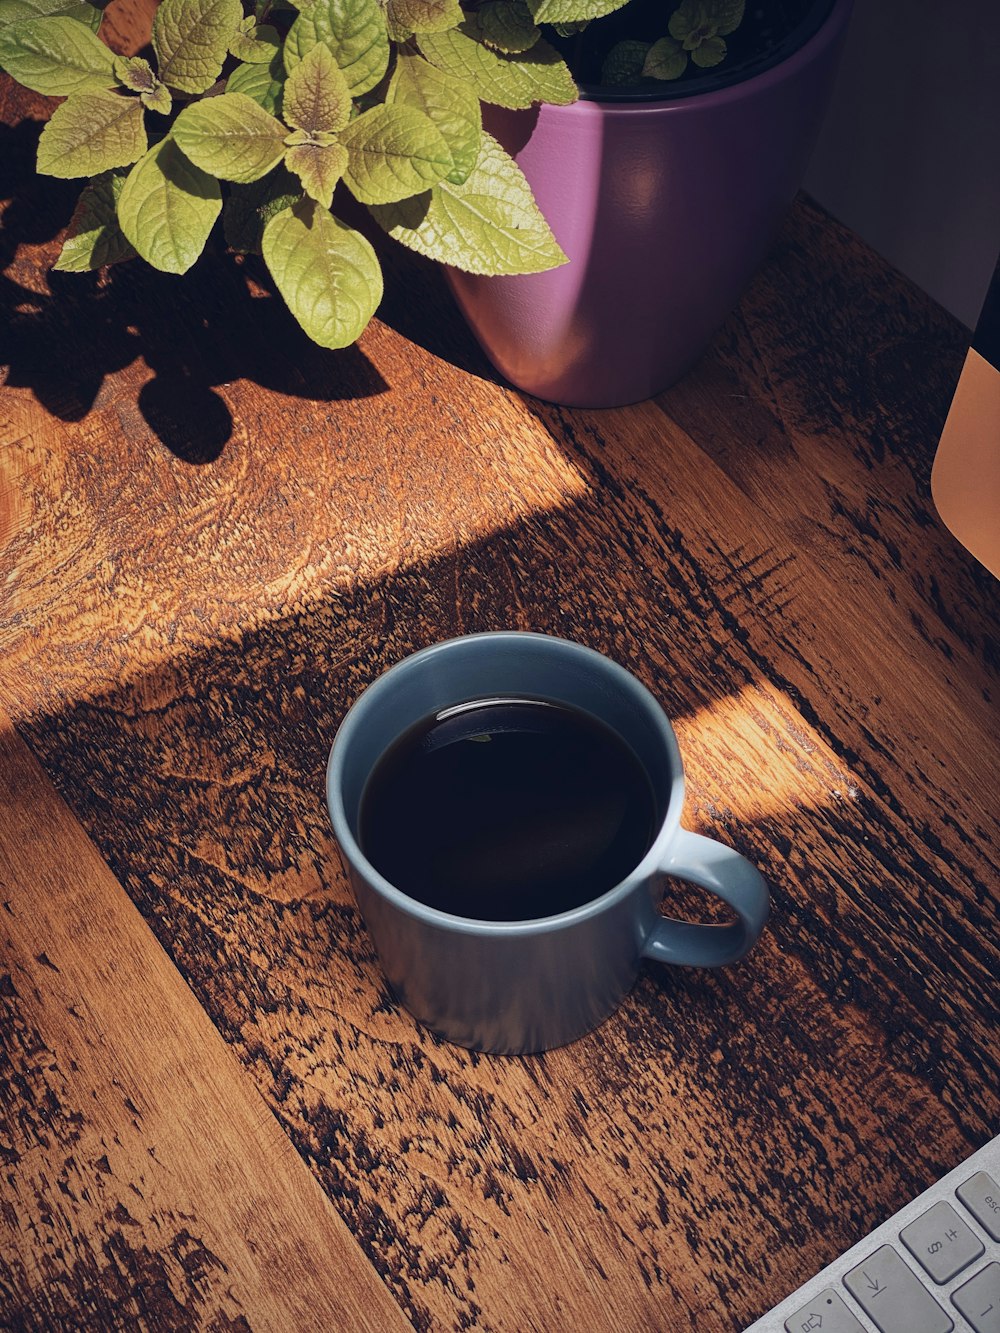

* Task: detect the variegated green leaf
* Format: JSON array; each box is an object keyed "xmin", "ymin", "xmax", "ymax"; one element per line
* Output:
[
  {"xmin": 261, "ymin": 198, "xmax": 383, "ymax": 348},
  {"xmin": 36, "ymin": 88, "xmax": 146, "ymax": 177},
  {"xmin": 526, "ymin": 0, "xmax": 627, "ymax": 20},
  {"xmin": 172, "ymin": 91, "xmax": 287, "ymax": 183},
  {"xmin": 478, "ymin": 1, "xmax": 539, "ymax": 55},
  {"xmin": 388, "ymin": 49, "xmax": 480, "ymax": 185},
  {"xmin": 282, "ymin": 41, "xmax": 351, "ymax": 133},
  {"xmin": 117, "ymin": 136, "xmax": 222, "ymax": 274},
  {"xmin": 284, "ymin": 137, "xmax": 348, "ymax": 207},
  {"xmin": 642, "ymin": 36, "xmax": 686, "ymax": 80},
  {"xmin": 384, "ymin": 0, "xmax": 461, "ymax": 34},
  {"xmin": 692, "ymin": 34, "xmax": 727, "ymax": 67},
  {"xmin": 370, "ymin": 130, "xmax": 565, "ymax": 274},
  {"xmin": 152, "ymin": 0, "xmax": 242, "ymax": 93},
  {"xmin": 0, "ymin": 15, "xmax": 114, "ymax": 95},
  {"xmin": 417, "ymin": 20, "xmax": 576, "ymax": 109},
  {"xmin": 113, "ymin": 54, "xmax": 172, "ymax": 111},
  {"xmin": 0, "ymin": 0, "xmax": 101, "ymax": 32},
  {"xmin": 226, "ymin": 50, "xmax": 285, "ymax": 114},
  {"xmin": 714, "ymin": 0, "xmax": 745, "ymax": 36},
  {"xmin": 54, "ymin": 169, "xmax": 135, "ymax": 270},
  {"xmin": 228, "ymin": 15, "xmax": 280, "ymax": 62},
  {"xmin": 284, "ymin": 0, "xmax": 389, "ymax": 97},
  {"xmin": 600, "ymin": 38, "xmax": 648, "ymax": 84},
  {"xmin": 339, "ymin": 101, "xmax": 453, "ymax": 205}
]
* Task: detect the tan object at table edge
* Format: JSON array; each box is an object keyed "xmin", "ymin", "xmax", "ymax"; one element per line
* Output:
[
  {"xmin": 932, "ymin": 346, "xmax": 1000, "ymax": 579},
  {"xmin": 0, "ymin": 712, "xmax": 409, "ymax": 1332}
]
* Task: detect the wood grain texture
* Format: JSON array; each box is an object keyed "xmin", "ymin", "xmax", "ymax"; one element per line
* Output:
[
  {"xmin": 2, "ymin": 46, "xmax": 998, "ymax": 1333},
  {"xmin": 0, "ymin": 713, "xmax": 411, "ymax": 1331}
]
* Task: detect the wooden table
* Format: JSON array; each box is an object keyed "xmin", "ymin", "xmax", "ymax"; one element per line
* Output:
[{"xmin": 2, "ymin": 46, "xmax": 998, "ymax": 1333}]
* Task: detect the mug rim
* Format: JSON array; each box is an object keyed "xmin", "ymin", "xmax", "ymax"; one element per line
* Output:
[{"xmin": 326, "ymin": 631, "xmax": 686, "ymax": 937}]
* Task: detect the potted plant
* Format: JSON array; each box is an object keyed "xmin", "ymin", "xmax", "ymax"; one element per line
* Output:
[{"xmin": 0, "ymin": 0, "xmax": 851, "ymax": 405}]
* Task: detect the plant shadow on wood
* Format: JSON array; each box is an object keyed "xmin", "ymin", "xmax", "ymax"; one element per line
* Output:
[
  {"xmin": 338, "ymin": 190, "xmax": 504, "ymax": 385},
  {"xmin": 1, "ymin": 118, "xmax": 389, "ymax": 462}
]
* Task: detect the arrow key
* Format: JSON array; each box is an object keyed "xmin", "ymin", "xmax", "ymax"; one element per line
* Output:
[
  {"xmin": 845, "ymin": 1245, "xmax": 953, "ymax": 1333},
  {"xmin": 783, "ymin": 1289, "xmax": 865, "ymax": 1333},
  {"xmin": 952, "ymin": 1263, "xmax": 1000, "ymax": 1333}
]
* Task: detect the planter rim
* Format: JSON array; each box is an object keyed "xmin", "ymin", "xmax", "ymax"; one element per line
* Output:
[{"xmin": 566, "ymin": 0, "xmax": 852, "ymax": 113}]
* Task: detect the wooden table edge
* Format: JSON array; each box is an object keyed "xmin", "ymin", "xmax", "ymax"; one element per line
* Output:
[{"xmin": 0, "ymin": 707, "xmax": 410, "ymax": 1332}]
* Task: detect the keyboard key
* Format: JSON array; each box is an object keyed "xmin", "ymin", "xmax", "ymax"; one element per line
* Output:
[
  {"xmin": 952, "ymin": 1263, "xmax": 1000, "ymax": 1333},
  {"xmin": 958, "ymin": 1171, "xmax": 1000, "ymax": 1241},
  {"xmin": 900, "ymin": 1199, "xmax": 985, "ymax": 1282},
  {"xmin": 844, "ymin": 1245, "xmax": 953, "ymax": 1333},
  {"xmin": 783, "ymin": 1289, "xmax": 866, "ymax": 1333}
]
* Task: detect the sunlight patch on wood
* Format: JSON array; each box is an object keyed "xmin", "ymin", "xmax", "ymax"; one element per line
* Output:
[
  {"xmin": 0, "ymin": 394, "xmax": 591, "ymax": 716},
  {"xmin": 673, "ymin": 679, "xmax": 859, "ymax": 829}
]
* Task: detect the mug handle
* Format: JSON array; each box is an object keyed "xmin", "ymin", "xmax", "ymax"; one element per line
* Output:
[{"xmin": 641, "ymin": 827, "xmax": 770, "ymax": 968}]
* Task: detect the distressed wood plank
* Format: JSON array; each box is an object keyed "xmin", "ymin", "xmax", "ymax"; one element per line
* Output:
[
  {"xmin": 0, "ymin": 713, "xmax": 410, "ymax": 1332},
  {"xmin": 1, "ymin": 42, "xmax": 998, "ymax": 1333}
]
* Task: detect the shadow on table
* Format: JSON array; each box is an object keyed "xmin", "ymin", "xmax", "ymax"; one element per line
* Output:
[
  {"xmin": 19, "ymin": 491, "xmax": 998, "ymax": 1318},
  {"xmin": 1, "ymin": 119, "xmax": 390, "ymax": 462},
  {"xmin": 10, "ymin": 186, "xmax": 999, "ymax": 1312},
  {"xmin": 5, "ymin": 105, "xmax": 998, "ymax": 1325},
  {"xmin": 20, "ymin": 477, "xmax": 998, "ymax": 1048}
]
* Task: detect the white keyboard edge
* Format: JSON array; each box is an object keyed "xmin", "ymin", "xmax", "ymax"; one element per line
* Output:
[{"xmin": 744, "ymin": 1132, "xmax": 1000, "ymax": 1332}]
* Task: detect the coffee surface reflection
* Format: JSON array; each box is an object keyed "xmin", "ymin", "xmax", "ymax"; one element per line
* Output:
[{"xmin": 358, "ymin": 697, "xmax": 658, "ymax": 921}]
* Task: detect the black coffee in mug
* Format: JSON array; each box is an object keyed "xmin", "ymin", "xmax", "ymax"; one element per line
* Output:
[{"xmin": 357, "ymin": 696, "xmax": 658, "ymax": 921}]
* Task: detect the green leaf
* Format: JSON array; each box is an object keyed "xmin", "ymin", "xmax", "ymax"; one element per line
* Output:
[
  {"xmin": 669, "ymin": 1, "xmax": 716, "ymax": 48},
  {"xmin": 284, "ymin": 137, "xmax": 347, "ymax": 207},
  {"xmin": 0, "ymin": 0, "xmax": 101, "ymax": 33},
  {"xmin": 526, "ymin": 0, "xmax": 627, "ymax": 20},
  {"xmin": 282, "ymin": 41, "xmax": 351, "ymax": 133},
  {"xmin": 0, "ymin": 15, "xmax": 114, "ymax": 95},
  {"xmin": 339, "ymin": 102, "xmax": 453, "ymax": 205},
  {"xmin": 667, "ymin": 5, "xmax": 690, "ymax": 42},
  {"xmin": 382, "ymin": 10, "xmax": 410, "ymax": 41},
  {"xmin": 669, "ymin": 0, "xmax": 743, "ymax": 44},
  {"xmin": 222, "ymin": 164, "xmax": 301, "ymax": 252},
  {"xmin": 478, "ymin": 1, "xmax": 539, "ymax": 55},
  {"xmin": 152, "ymin": 0, "xmax": 242, "ymax": 93},
  {"xmin": 141, "ymin": 81, "xmax": 172, "ymax": 114},
  {"xmin": 388, "ymin": 50, "xmax": 480, "ymax": 186},
  {"xmin": 385, "ymin": 0, "xmax": 461, "ymax": 34},
  {"xmin": 228, "ymin": 15, "xmax": 280, "ymax": 62},
  {"xmin": 172, "ymin": 91, "xmax": 287, "ymax": 183},
  {"xmin": 113, "ymin": 53, "xmax": 172, "ymax": 111},
  {"xmin": 117, "ymin": 136, "xmax": 222, "ymax": 274},
  {"xmin": 692, "ymin": 34, "xmax": 726, "ymax": 67},
  {"xmin": 226, "ymin": 50, "xmax": 285, "ymax": 113},
  {"xmin": 283, "ymin": 0, "xmax": 389, "ymax": 97},
  {"xmin": 713, "ymin": 0, "xmax": 745, "ymax": 36},
  {"xmin": 600, "ymin": 38, "xmax": 648, "ymax": 84},
  {"xmin": 113, "ymin": 53, "xmax": 154, "ymax": 90},
  {"xmin": 54, "ymin": 169, "xmax": 135, "ymax": 270},
  {"xmin": 36, "ymin": 89, "xmax": 146, "ymax": 177},
  {"xmin": 261, "ymin": 197, "xmax": 382, "ymax": 348},
  {"xmin": 370, "ymin": 130, "xmax": 566, "ymax": 274},
  {"xmin": 417, "ymin": 20, "xmax": 577, "ymax": 109},
  {"xmin": 641, "ymin": 36, "xmax": 686, "ymax": 80}
]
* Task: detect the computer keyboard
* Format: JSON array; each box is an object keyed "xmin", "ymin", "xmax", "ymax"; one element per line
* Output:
[{"xmin": 744, "ymin": 1133, "xmax": 1000, "ymax": 1333}]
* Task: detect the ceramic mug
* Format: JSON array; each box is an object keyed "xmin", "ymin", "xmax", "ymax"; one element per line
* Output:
[{"xmin": 326, "ymin": 632, "xmax": 770, "ymax": 1054}]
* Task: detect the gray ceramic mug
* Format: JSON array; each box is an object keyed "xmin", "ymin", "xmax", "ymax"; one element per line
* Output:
[{"xmin": 326, "ymin": 632, "xmax": 770, "ymax": 1055}]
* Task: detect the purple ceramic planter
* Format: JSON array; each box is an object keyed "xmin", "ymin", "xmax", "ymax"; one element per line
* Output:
[{"xmin": 445, "ymin": 0, "xmax": 853, "ymax": 408}]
